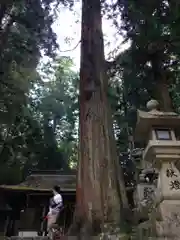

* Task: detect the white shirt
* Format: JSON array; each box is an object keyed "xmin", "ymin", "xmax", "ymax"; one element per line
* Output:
[{"xmin": 49, "ymin": 193, "xmax": 63, "ymax": 215}]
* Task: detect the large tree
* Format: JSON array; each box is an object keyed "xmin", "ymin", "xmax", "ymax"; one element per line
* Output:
[{"xmin": 70, "ymin": 0, "xmax": 128, "ymax": 237}]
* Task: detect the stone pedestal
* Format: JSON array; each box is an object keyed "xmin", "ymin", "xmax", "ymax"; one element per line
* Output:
[
  {"xmin": 134, "ymin": 99, "xmax": 180, "ymax": 239},
  {"xmin": 156, "ymin": 162, "xmax": 180, "ymax": 201},
  {"xmin": 134, "ymin": 182, "xmax": 156, "ymax": 222},
  {"xmin": 152, "ymin": 162, "xmax": 180, "ymax": 239},
  {"xmin": 156, "ymin": 200, "xmax": 180, "ymax": 239}
]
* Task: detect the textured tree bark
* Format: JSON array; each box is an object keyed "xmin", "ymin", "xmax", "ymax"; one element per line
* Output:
[
  {"xmin": 69, "ymin": 0, "xmax": 127, "ymax": 237},
  {"xmin": 151, "ymin": 57, "xmax": 174, "ymax": 111},
  {"xmin": 155, "ymin": 80, "xmax": 174, "ymax": 111}
]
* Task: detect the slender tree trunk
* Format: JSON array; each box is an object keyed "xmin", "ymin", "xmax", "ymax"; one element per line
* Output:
[
  {"xmin": 69, "ymin": 0, "xmax": 127, "ymax": 237},
  {"xmin": 155, "ymin": 79, "xmax": 174, "ymax": 111},
  {"xmin": 151, "ymin": 57, "xmax": 174, "ymax": 111}
]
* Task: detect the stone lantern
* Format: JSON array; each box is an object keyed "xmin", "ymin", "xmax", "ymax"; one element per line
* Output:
[{"xmin": 135, "ymin": 99, "xmax": 180, "ymax": 239}]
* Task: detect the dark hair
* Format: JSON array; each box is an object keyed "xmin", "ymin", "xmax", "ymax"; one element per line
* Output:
[{"xmin": 53, "ymin": 185, "xmax": 61, "ymax": 194}]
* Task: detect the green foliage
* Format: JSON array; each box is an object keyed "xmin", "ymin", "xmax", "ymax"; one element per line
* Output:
[
  {"xmin": 33, "ymin": 56, "xmax": 79, "ymax": 171},
  {"xmin": 0, "ymin": 55, "xmax": 79, "ymax": 184},
  {"xmin": 3, "ymin": 0, "xmax": 180, "ymax": 194},
  {"xmin": 104, "ymin": 0, "xmax": 180, "ymax": 188},
  {"xmin": 106, "ymin": 0, "xmax": 180, "ymax": 109},
  {"xmin": 0, "ymin": 0, "xmax": 77, "ymax": 184}
]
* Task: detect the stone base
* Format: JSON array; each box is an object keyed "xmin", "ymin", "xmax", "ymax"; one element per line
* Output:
[
  {"xmin": 155, "ymin": 200, "xmax": 180, "ymax": 238},
  {"xmin": 133, "ymin": 199, "xmax": 180, "ymax": 240}
]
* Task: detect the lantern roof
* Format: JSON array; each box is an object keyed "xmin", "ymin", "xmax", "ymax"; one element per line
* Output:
[{"xmin": 135, "ymin": 100, "xmax": 180, "ymax": 142}]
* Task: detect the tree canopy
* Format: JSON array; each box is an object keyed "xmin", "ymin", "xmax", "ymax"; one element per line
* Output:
[
  {"xmin": 2, "ymin": 1, "xmax": 180, "ymax": 234},
  {"xmin": 0, "ymin": 0, "xmax": 78, "ymax": 184}
]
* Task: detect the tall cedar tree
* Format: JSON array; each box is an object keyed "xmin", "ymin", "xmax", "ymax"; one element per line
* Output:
[{"xmin": 70, "ymin": 0, "xmax": 128, "ymax": 237}]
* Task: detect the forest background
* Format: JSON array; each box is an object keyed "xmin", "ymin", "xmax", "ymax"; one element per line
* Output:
[{"xmin": 0, "ymin": 0, "xmax": 179, "ymax": 199}]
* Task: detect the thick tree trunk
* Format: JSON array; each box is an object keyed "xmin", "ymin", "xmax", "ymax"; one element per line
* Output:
[{"xmin": 69, "ymin": 0, "xmax": 127, "ymax": 237}]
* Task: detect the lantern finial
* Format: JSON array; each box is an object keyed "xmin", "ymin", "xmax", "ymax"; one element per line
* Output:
[{"xmin": 146, "ymin": 99, "xmax": 159, "ymax": 111}]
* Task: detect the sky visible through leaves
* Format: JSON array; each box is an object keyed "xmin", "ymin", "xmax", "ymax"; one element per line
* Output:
[{"xmin": 49, "ymin": 1, "xmax": 130, "ymax": 70}]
